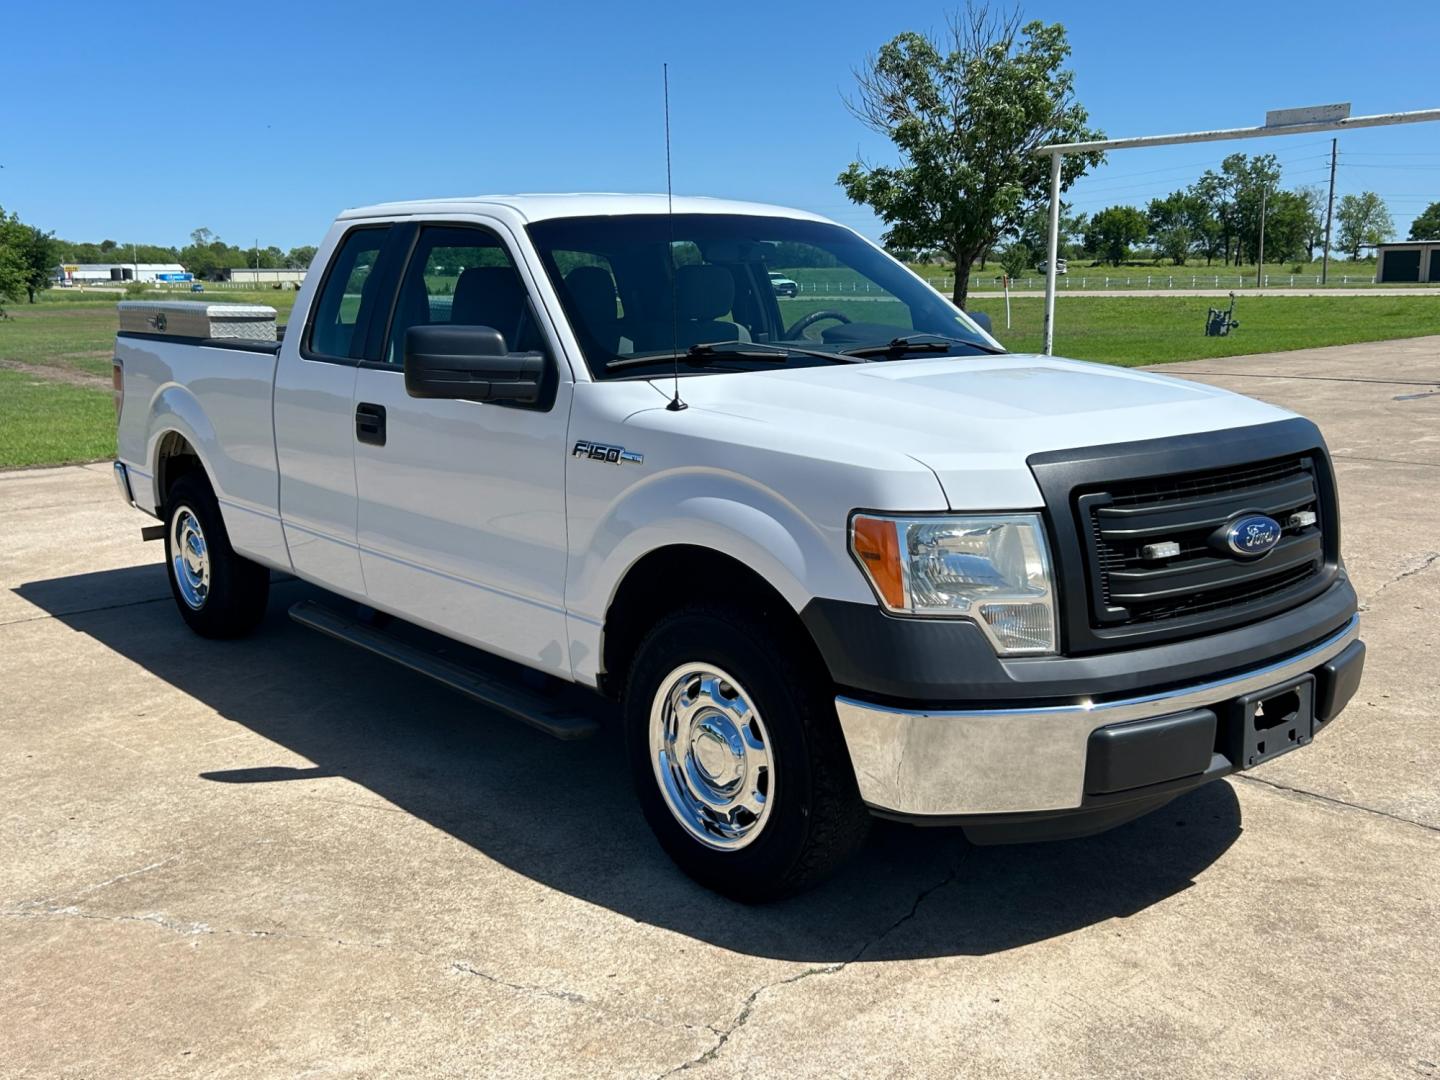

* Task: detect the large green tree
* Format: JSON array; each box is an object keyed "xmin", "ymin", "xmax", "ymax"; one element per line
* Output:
[
  {"xmin": 0, "ymin": 207, "xmax": 58, "ymax": 315},
  {"xmin": 1336, "ymin": 192, "xmax": 1394, "ymax": 259},
  {"xmin": 838, "ymin": 5, "xmax": 1103, "ymax": 307},
  {"xmin": 1408, "ymin": 201, "xmax": 1440, "ymax": 241},
  {"xmin": 1083, "ymin": 205, "xmax": 1147, "ymax": 266}
]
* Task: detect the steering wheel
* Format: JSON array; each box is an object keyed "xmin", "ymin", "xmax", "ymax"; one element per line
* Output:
[{"xmin": 785, "ymin": 309, "xmax": 851, "ymax": 340}]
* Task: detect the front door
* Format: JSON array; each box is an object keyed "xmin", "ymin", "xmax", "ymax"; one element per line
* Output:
[{"xmin": 351, "ymin": 222, "xmax": 573, "ymax": 677}]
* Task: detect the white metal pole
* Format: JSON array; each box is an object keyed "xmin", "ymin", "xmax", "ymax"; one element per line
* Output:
[
  {"xmin": 1042, "ymin": 151, "xmax": 1062, "ymax": 355},
  {"xmin": 1004, "ymin": 274, "xmax": 1012, "ymax": 329}
]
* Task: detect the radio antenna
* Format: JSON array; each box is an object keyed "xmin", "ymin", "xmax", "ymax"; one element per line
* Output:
[{"xmin": 663, "ymin": 62, "xmax": 687, "ymax": 412}]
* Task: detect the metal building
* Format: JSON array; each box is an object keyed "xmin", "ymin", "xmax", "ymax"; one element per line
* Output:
[
  {"xmin": 56, "ymin": 263, "xmax": 191, "ymax": 285},
  {"xmin": 226, "ymin": 267, "xmax": 307, "ymax": 286},
  {"xmin": 1374, "ymin": 241, "xmax": 1440, "ymax": 283}
]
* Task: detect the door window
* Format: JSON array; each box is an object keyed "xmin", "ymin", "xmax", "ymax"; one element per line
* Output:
[
  {"xmin": 384, "ymin": 226, "xmax": 540, "ymax": 365},
  {"xmin": 306, "ymin": 227, "xmax": 391, "ymax": 360}
]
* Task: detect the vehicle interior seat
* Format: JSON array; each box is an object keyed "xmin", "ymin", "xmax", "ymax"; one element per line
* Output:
[
  {"xmin": 563, "ymin": 265, "xmax": 622, "ymax": 354},
  {"xmin": 673, "ymin": 264, "xmax": 750, "ymax": 347},
  {"xmin": 451, "ymin": 266, "xmax": 529, "ymax": 350}
]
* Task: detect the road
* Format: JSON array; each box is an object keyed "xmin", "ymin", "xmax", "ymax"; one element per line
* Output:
[{"xmin": 1, "ymin": 337, "xmax": 1437, "ymax": 1078}]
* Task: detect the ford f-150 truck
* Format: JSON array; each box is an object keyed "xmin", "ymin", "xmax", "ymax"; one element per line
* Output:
[{"xmin": 112, "ymin": 195, "xmax": 1364, "ymax": 901}]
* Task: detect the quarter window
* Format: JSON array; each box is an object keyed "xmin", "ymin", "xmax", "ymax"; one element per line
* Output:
[{"xmin": 307, "ymin": 227, "xmax": 390, "ymax": 360}]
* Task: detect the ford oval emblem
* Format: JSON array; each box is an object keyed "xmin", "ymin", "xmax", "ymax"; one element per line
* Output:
[{"xmin": 1225, "ymin": 514, "xmax": 1282, "ymax": 557}]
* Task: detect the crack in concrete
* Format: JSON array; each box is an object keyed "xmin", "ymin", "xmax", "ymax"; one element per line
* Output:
[
  {"xmin": 0, "ymin": 594, "xmax": 171, "ymax": 629},
  {"xmin": 450, "ymin": 961, "xmax": 589, "ymax": 1005},
  {"xmin": 1357, "ymin": 551, "xmax": 1440, "ymax": 612},
  {"xmin": 654, "ymin": 860, "xmax": 964, "ymax": 1078},
  {"xmin": 1235, "ymin": 774, "xmax": 1440, "ymax": 835},
  {"xmin": 2, "ymin": 904, "xmax": 680, "ymax": 1027}
]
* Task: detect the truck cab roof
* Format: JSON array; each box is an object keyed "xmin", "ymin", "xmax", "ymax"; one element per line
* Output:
[{"xmin": 336, "ymin": 193, "xmax": 831, "ymax": 224}]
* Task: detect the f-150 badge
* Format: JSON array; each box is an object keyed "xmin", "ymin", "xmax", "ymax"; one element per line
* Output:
[{"xmin": 572, "ymin": 440, "xmax": 644, "ymax": 466}]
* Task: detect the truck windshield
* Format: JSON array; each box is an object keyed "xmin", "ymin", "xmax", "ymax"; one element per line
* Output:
[{"xmin": 525, "ymin": 214, "xmax": 998, "ymax": 380}]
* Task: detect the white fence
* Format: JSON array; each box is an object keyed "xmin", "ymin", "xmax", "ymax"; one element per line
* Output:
[{"xmin": 793, "ymin": 274, "xmax": 1381, "ymax": 296}]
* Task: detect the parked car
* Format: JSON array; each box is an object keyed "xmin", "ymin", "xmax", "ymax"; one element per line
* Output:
[
  {"xmin": 1039, "ymin": 258, "xmax": 1068, "ymax": 275},
  {"xmin": 190, "ymin": 283, "xmax": 205, "ymax": 292},
  {"xmin": 768, "ymin": 271, "xmax": 799, "ymax": 297},
  {"xmin": 112, "ymin": 195, "xmax": 1363, "ymax": 901}
]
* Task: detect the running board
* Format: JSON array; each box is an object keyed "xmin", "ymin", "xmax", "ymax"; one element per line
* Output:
[{"xmin": 287, "ymin": 600, "xmax": 600, "ymax": 740}]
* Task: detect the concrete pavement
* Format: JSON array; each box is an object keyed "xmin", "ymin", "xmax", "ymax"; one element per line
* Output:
[{"xmin": 1, "ymin": 337, "xmax": 1438, "ymax": 1078}]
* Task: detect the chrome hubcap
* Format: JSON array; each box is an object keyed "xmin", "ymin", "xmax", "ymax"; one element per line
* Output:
[
  {"xmin": 650, "ymin": 663, "xmax": 773, "ymax": 850},
  {"xmin": 171, "ymin": 507, "xmax": 210, "ymax": 610}
]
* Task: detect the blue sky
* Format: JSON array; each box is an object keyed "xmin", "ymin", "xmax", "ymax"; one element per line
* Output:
[{"xmin": 4, "ymin": 0, "xmax": 1437, "ymax": 250}]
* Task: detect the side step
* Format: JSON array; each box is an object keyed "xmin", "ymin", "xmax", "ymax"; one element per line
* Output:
[{"xmin": 288, "ymin": 600, "xmax": 601, "ymax": 740}]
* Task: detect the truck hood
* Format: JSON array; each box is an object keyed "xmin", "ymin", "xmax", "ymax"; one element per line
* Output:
[{"xmin": 661, "ymin": 353, "xmax": 1295, "ymax": 509}]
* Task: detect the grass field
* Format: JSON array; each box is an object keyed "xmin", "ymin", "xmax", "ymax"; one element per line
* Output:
[
  {"xmin": 0, "ymin": 369, "xmax": 118, "ymax": 467},
  {"xmin": 968, "ymin": 294, "xmax": 1440, "ymax": 364},
  {"xmin": 0, "ymin": 292, "xmax": 1435, "ymax": 468}
]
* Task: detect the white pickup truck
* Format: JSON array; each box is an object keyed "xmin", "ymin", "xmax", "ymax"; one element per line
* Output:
[{"xmin": 113, "ymin": 195, "xmax": 1364, "ymax": 901}]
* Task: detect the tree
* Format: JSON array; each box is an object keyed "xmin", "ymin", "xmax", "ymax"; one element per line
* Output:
[
  {"xmin": 1261, "ymin": 190, "xmax": 1318, "ymax": 266},
  {"xmin": 1409, "ymin": 201, "xmax": 1440, "ymax": 241},
  {"xmin": 1336, "ymin": 192, "xmax": 1393, "ymax": 259},
  {"xmin": 0, "ymin": 208, "xmax": 57, "ymax": 314},
  {"xmin": 996, "ymin": 241, "xmax": 1032, "ymax": 280},
  {"xmin": 838, "ymin": 5, "xmax": 1103, "ymax": 307},
  {"xmin": 1083, "ymin": 205, "xmax": 1147, "ymax": 265},
  {"xmin": 1017, "ymin": 202, "xmax": 1085, "ymax": 262},
  {"xmin": 1147, "ymin": 191, "xmax": 1201, "ymax": 265}
]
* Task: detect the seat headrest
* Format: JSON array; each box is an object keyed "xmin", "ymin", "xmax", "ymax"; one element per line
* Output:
[
  {"xmin": 451, "ymin": 266, "xmax": 525, "ymax": 335},
  {"xmin": 675, "ymin": 264, "xmax": 734, "ymax": 322},
  {"xmin": 564, "ymin": 266, "xmax": 618, "ymax": 322}
]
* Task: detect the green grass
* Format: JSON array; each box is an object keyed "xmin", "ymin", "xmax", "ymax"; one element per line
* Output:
[
  {"xmin": 0, "ymin": 370, "xmax": 115, "ymax": 468},
  {"xmin": 967, "ymin": 294, "xmax": 1440, "ymax": 365}
]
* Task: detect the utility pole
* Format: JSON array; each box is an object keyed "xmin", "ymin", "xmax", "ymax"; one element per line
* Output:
[
  {"xmin": 1256, "ymin": 184, "xmax": 1268, "ymax": 288},
  {"xmin": 1321, "ymin": 137, "xmax": 1338, "ymax": 284}
]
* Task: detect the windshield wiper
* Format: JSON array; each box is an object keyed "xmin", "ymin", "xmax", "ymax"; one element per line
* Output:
[
  {"xmin": 840, "ymin": 334, "xmax": 1005, "ymax": 359},
  {"xmin": 606, "ymin": 339, "xmax": 863, "ymax": 371}
]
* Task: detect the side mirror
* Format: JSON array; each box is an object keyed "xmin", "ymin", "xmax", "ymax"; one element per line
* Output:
[
  {"xmin": 968, "ymin": 310, "xmax": 993, "ymax": 334},
  {"xmin": 404, "ymin": 324, "xmax": 544, "ymax": 404}
]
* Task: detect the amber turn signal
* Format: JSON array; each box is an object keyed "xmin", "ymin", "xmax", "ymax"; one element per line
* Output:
[{"xmin": 850, "ymin": 515, "xmax": 905, "ymax": 610}]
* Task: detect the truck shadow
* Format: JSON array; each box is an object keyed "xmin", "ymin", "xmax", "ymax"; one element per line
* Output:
[{"xmin": 15, "ymin": 566, "xmax": 1242, "ymax": 963}]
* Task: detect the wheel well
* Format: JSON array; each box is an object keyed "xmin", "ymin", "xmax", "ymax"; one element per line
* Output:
[
  {"xmin": 154, "ymin": 431, "xmax": 205, "ymax": 507},
  {"xmin": 599, "ymin": 545, "xmax": 824, "ymax": 700}
]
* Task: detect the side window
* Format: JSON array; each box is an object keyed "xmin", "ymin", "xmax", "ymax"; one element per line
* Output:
[
  {"xmin": 307, "ymin": 227, "xmax": 390, "ymax": 360},
  {"xmin": 384, "ymin": 225, "xmax": 537, "ymax": 365}
]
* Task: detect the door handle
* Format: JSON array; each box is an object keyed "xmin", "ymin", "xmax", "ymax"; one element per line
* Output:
[{"xmin": 355, "ymin": 402, "xmax": 386, "ymax": 446}]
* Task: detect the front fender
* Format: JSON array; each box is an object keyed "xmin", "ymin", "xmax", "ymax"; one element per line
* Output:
[{"xmin": 568, "ymin": 468, "xmax": 874, "ymax": 628}]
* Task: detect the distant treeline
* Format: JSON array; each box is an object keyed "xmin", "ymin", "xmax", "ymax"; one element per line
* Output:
[{"xmin": 54, "ymin": 229, "xmax": 317, "ymax": 280}]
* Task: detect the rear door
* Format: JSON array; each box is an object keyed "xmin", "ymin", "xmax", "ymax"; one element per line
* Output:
[
  {"xmin": 351, "ymin": 220, "xmax": 574, "ymax": 676},
  {"xmin": 274, "ymin": 223, "xmax": 403, "ymax": 599}
]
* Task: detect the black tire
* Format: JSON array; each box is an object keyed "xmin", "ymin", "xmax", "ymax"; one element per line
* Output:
[
  {"xmin": 162, "ymin": 472, "xmax": 270, "ymax": 639},
  {"xmin": 624, "ymin": 605, "xmax": 871, "ymax": 902}
]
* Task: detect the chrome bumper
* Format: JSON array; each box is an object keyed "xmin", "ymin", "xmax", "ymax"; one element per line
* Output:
[{"xmin": 834, "ymin": 614, "xmax": 1361, "ymax": 817}]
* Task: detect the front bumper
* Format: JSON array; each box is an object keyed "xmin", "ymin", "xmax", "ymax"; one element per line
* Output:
[{"xmin": 835, "ymin": 614, "xmax": 1363, "ymax": 822}]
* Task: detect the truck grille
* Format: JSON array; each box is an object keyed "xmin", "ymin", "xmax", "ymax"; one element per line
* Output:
[
  {"xmin": 1026, "ymin": 420, "xmax": 1341, "ymax": 654},
  {"xmin": 1081, "ymin": 454, "xmax": 1325, "ymax": 628}
]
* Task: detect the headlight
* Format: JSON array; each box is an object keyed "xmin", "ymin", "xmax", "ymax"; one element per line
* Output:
[{"xmin": 850, "ymin": 513, "xmax": 1057, "ymax": 655}]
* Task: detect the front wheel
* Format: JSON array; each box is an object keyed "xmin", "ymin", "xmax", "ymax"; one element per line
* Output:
[
  {"xmin": 163, "ymin": 473, "xmax": 270, "ymax": 638},
  {"xmin": 624, "ymin": 606, "xmax": 870, "ymax": 902}
]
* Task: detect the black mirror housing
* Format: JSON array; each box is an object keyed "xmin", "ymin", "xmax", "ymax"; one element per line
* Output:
[
  {"xmin": 968, "ymin": 310, "xmax": 993, "ymax": 334},
  {"xmin": 404, "ymin": 324, "xmax": 544, "ymax": 404}
]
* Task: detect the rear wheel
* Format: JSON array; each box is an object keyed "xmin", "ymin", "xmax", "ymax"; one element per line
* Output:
[
  {"xmin": 625, "ymin": 605, "xmax": 870, "ymax": 902},
  {"xmin": 163, "ymin": 473, "xmax": 269, "ymax": 638}
]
